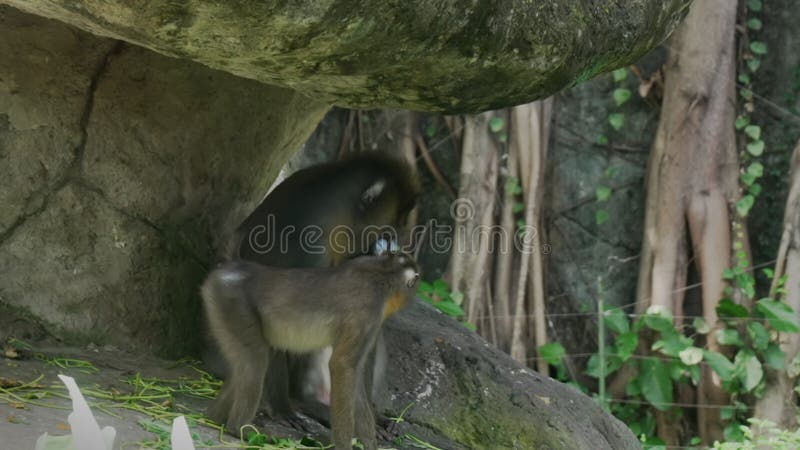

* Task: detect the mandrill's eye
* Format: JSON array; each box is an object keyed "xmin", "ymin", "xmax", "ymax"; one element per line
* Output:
[
  {"xmin": 373, "ymin": 239, "xmax": 389, "ymax": 256},
  {"xmin": 373, "ymin": 238, "xmax": 399, "ymax": 256}
]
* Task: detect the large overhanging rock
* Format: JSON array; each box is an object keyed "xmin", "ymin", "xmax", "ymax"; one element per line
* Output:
[
  {"xmin": 1, "ymin": 0, "xmax": 690, "ymax": 112},
  {"xmin": 0, "ymin": 6, "xmax": 328, "ymax": 356}
]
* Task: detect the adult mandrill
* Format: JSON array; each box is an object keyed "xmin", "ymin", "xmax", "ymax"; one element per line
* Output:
[
  {"xmin": 210, "ymin": 153, "xmax": 420, "ymax": 423},
  {"xmin": 203, "ymin": 252, "xmax": 420, "ymax": 449}
]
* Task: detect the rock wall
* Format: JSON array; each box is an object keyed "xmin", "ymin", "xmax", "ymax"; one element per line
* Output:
[{"xmin": 0, "ymin": 7, "xmax": 329, "ymax": 356}]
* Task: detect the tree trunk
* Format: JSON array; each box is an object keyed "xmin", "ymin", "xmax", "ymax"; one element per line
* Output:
[
  {"xmin": 448, "ymin": 112, "xmax": 499, "ymax": 328},
  {"xmin": 509, "ymin": 99, "xmax": 553, "ymax": 371},
  {"xmin": 634, "ymin": 0, "xmax": 741, "ymax": 444},
  {"xmin": 753, "ymin": 139, "xmax": 800, "ymax": 428}
]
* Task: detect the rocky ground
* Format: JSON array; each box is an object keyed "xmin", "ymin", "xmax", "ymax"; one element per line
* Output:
[{"xmin": 0, "ymin": 345, "xmax": 333, "ymax": 450}]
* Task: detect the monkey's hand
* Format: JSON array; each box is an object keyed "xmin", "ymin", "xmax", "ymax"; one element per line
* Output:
[{"xmin": 376, "ymin": 414, "xmax": 404, "ymax": 441}]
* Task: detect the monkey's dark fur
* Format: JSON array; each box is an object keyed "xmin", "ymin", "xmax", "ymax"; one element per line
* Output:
[
  {"xmin": 203, "ymin": 253, "xmax": 419, "ymax": 449},
  {"xmin": 229, "ymin": 153, "xmax": 420, "ymax": 266},
  {"xmin": 206, "ymin": 153, "xmax": 420, "ymax": 424}
]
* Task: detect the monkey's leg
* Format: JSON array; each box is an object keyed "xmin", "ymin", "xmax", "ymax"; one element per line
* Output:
[
  {"xmin": 206, "ymin": 306, "xmax": 269, "ymax": 434},
  {"xmin": 262, "ymin": 350, "xmax": 293, "ymax": 418},
  {"xmin": 226, "ymin": 354, "xmax": 268, "ymax": 434},
  {"xmin": 206, "ymin": 378, "xmax": 234, "ymax": 426},
  {"xmin": 364, "ymin": 331, "xmax": 400, "ymax": 441},
  {"xmin": 329, "ymin": 340, "xmax": 360, "ymax": 449},
  {"xmin": 353, "ymin": 360, "xmax": 377, "ymax": 450}
]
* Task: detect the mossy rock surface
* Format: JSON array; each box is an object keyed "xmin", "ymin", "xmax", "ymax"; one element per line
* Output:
[{"xmin": 2, "ymin": 0, "xmax": 690, "ymax": 112}]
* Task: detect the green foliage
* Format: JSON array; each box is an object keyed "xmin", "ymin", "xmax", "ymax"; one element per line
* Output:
[
  {"xmin": 714, "ymin": 419, "xmax": 800, "ymax": 449},
  {"xmin": 504, "ymin": 177, "xmax": 521, "ymax": 195},
  {"xmin": 613, "ymin": 88, "xmax": 632, "ymax": 106},
  {"xmin": 750, "ymin": 41, "xmax": 768, "ymax": 55},
  {"xmin": 736, "ymin": 0, "xmax": 768, "ymax": 210},
  {"xmin": 756, "ymin": 299, "xmax": 800, "ymax": 332},
  {"xmin": 595, "ymin": 209, "xmax": 610, "ymax": 225},
  {"xmin": 608, "ymin": 113, "xmax": 625, "ymax": 130},
  {"xmin": 543, "ymin": 268, "xmax": 800, "ymax": 447},
  {"xmin": 539, "ymin": 6, "xmax": 792, "ymax": 446},
  {"xmin": 747, "ymin": 18, "xmax": 762, "ymax": 31},
  {"xmin": 489, "ymin": 117, "xmax": 505, "ymax": 133},
  {"xmin": 612, "ymin": 68, "xmax": 628, "ymax": 82},
  {"xmin": 595, "ymin": 186, "xmax": 612, "ymax": 202},
  {"xmin": 639, "ymin": 359, "xmax": 672, "ymax": 411},
  {"xmin": 417, "ymin": 279, "xmax": 475, "ymax": 331}
]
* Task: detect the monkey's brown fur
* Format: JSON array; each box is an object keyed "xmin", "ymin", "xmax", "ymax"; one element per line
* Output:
[
  {"xmin": 206, "ymin": 153, "xmax": 420, "ymax": 424},
  {"xmin": 203, "ymin": 253, "xmax": 419, "ymax": 449}
]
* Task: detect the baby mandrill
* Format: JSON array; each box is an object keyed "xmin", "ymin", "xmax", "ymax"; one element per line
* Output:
[{"xmin": 202, "ymin": 252, "xmax": 420, "ymax": 449}]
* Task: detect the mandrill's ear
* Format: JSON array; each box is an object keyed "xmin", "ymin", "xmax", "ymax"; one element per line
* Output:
[{"xmin": 360, "ymin": 178, "xmax": 386, "ymax": 208}]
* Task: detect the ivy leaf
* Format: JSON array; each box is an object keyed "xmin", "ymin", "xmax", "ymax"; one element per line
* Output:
[
  {"xmin": 744, "ymin": 125, "xmax": 761, "ymax": 140},
  {"xmin": 748, "ymin": 0, "xmax": 762, "ymax": 11},
  {"xmin": 724, "ymin": 423, "xmax": 746, "ymax": 442},
  {"xmin": 735, "ymin": 349, "xmax": 763, "ymax": 392},
  {"xmin": 741, "ymin": 172, "xmax": 756, "ymax": 186},
  {"xmin": 643, "ymin": 307, "xmax": 674, "ymax": 333},
  {"xmin": 736, "ymin": 195, "xmax": 755, "ymax": 217},
  {"xmin": 596, "ymin": 134, "xmax": 609, "ymax": 145},
  {"xmin": 703, "ymin": 350, "xmax": 735, "ymax": 382},
  {"xmin": 504, "ymin": 177, "xmax": 521, "ymax": 195},
  {"xmin": 608, "ymin": 113, "xmax": 625, "ymax": 131},
  {"xmin": 693, "ymin": 317, "xmax": 711, "ymax": 334},
  {"xmin": 747, "ymin": 321, "xmax": 770, "ymax": 351},
  {"xmin": 763, "ymin": 343, "xmax": 786, "ymax": 370},
  {"xmin": 612, "ymin": 68, "xmax": 628, "ymax": 82},
  {"xmin": 605, "ymin": 167, "xmax": 620, "ymax": 178},
  {"xmin": 639, "ymin": 359, "xmax": 673, "ymax": 411},
  {"xmin": 613, "ymin": 88, "xmax": 632, "ymax": 106},
  {"xmin": 734, "ymin": 115, "xmax": 750, "ymax": 130},
  {"xmin": 596, "ymin": 209, "xmax": 610, "ymax": 225},
  {"xmin": 596, "ymin": 186, "xmax": 612, "ymax": 202},
  {"xmin": 716, "ymin": 299, "xmax": 749, "ymax": 318},
  {"xmin": 747, "ymin": 162, "xmax": 764, "ymax": 178},
  {"xmin": 425, "ymin": 124, "xmax": 437, "ymax": 138},
  {"xmin": 750, "ymin": 41, "xmax": 768, "ymax": 55},
  {"xmin": 615, "ymin": 332, "xmax": 638, "ymax": 361},
  {"xmin": 653, "ymin": 329, "xmax": 694, "ymax": 357},
  {"xmin": 716, "ymin": 328, "xmax": 744, "ymax": 347},
  {"xmin": 679, "ymin": 347, "xmax": 703, "ymax": 366},
  {"xmin": 748, "ymin": 58, "xmax": 761, "ymax": 73},
  {"xmin": 449, "ymin": 290, "xmax": 464, "ymax": 304},
  {"xmin": 538, "ymin": 342, "xmax": 566, "ymax": 366},
  {"xmin": 757, "ymin": 299, "xmax": 800, "ymax": 332},
  {"xmin": 747, "ymin": 18, "xmax": 762, "ymax": 30},
  {"xmin": 585, "ymin": 351, "xmax": 622, "ymax": 378},
  {"xmin": 747, "ymin": 140, "xmax": 765, "ymax": 156},
  {"xmin": 489, "ymin": 117, "xmax": 505, "ymax": 133},
  {"xmin": 749, "ymin": 183, "xmax": 762, "ymax": 196},
  {"xmin": 721, "ymin": 406, "xmax": 735, "ymax": 421},
  {"xmin": 603, "ymin": 307, "xmax": 629, "ymax": 334},
  {"xmin": 738, "ymin": 74, "xmax": 752, "ymax": 85},
  {"xmin": 722, "ymin": 268, "xmax": 736, "ymax": 280},
  {"xmin": 512, "ymin": 202, "xmax": 525, "ymax": 214}
]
